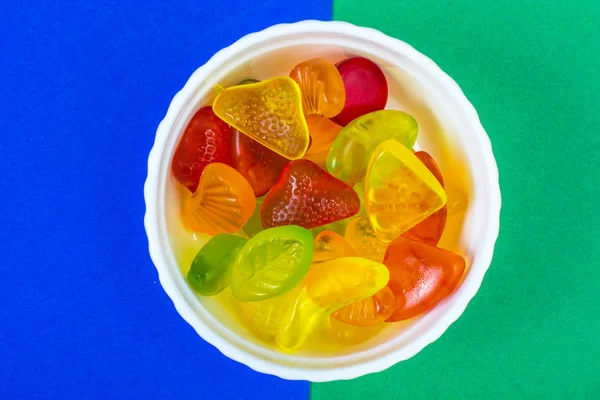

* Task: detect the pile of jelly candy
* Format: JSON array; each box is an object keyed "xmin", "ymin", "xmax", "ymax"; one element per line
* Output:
[{"xmin": 172, "ymin": 56, "xmax": 467, "ymax": 352}]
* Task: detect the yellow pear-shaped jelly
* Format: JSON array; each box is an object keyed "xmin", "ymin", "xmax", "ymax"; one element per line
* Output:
[
  {"xmin": 365, "ymin": 140, "xmax": 447, "ymax": 242},
  {"xmin": 239, "ymin": 257, "xmax": 389, "ymax": 351},
  {"xmin": 212, "ymin": 77, "xmax": 310, "ymax": 160},
  {"xmin": 329, "ymin": 317, "xmax": 385, "ymax": 346},
  {"xmin": 344, "ymin": 216, "xmax": 388, "ymax": 262}
]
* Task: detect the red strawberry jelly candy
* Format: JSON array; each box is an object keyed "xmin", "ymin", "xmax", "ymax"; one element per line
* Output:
[
  {"xmin": 171, "ymin": 106, "xmax": 233, "ymax": 192},
  {"xmin": 403, "ymin": 151, "xmax": 448, "ymax": 246},
  {"xmin": 261, "ymin": 160, "xmax": 360, "ymax": 229},
  {"xmin": 232, "ymin": 130, "xmax": 290, "ymax": 197},
  {"xmin": 333, "ymin": 57, "xmax": 388, "ymax": 126},
  {"xmin": 383, "ymin": 236, "xmax": 465, "ymax": 322}
]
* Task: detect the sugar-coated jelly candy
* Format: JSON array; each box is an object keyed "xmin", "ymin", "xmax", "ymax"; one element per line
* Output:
[
  {"xmin": 383, "ymin": 236, "xmax": 465, "ymax": 321},
  {"xmin": 403, "ymin": 151, "xmax": 448, "ymax": 246},
  {"xmin": 232, "ymin": 129, "xmax": 289, "ymax": 197},
  {"xmin": 365, "ymin": 140, "xmax": 446, "ymax": 242},
  {"xmin": 303, "ymin": 115, "xmax": 343, "ymax": 168},
  {"xmin": 344, "ymin": 216, "xmax": 388, "ymax": 262},
  {"xmin": 329, "ymin": 317, "xmax": 385, "ymax": 346},
  {"xmin": 261, "ymin": 159, "xmax": 360, "ymax": 230},
  {"xmin": 231, "ymin": 226, "xmax": 313, "ymax": 302},
  {"xmin": 183, "ymin": 163, "xmax": 256, "ymax": 235},
  {"xmin": 332, "ymin": 285, "xmax": 395, "ymax": 326},
  {"xmin": 187, "ymin": 234, "xmax": 247, "ymax": 296},
  {"xmin": 333, "ymin": 57, "xmax": 388, "ymax": 126},
  {"xmin": 313, "ymin": 230, "xmax": 356, "ymax": 264},
  {"xmin": 212, "ymin": 77, "xmax": 309, "ymax": 160},
  {"xmin": 289, "ymin": 58, "xmax": 346, "ymax": 118},
  {"xmin": 278, "ymin": 257, "xmax": 389, "ymax": 350},
  {"xmin": 327, "ymin": 110, "xmax": 418, "ymax": 184},
  {"xmin": 172, "ymin": 106, "xmax": 233, "ymax": 192}
]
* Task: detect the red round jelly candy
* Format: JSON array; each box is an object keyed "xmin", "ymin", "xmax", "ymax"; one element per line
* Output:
[
  {"xmin": 171, "ymin": 106, "xmax": 233, "ymax": 192},
  {"xmin": 333, "ymin": 57, "xmax": 388, "ymax": 126}
]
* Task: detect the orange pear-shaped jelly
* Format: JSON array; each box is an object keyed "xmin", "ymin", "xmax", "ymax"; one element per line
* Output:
[
  {"xmin": 183, "ymin": 163, "xmax": 256, "ymax": 235},
  {"xmin": 365, "ymin": 140, "xmax": 447, "ymax": 241},
  {"xmin": 344, "ymin": 216, "xmax": 389, "ymax": 262},
  {"xmin": 403, "ymin": 151, "xmax": 448, "ymax": 246},
  {"xmin": 332, "ymin": 285, "xmax": 396, "ymax": 326},
  {"xmin": 383, "ymin": 236, "xmax": 466, "ymax": 322},
  {"xmin": 212, "ymin": 77, "xmax": 309, "ymax": 160},
  {"xmin": 289, "ymin": 58, "xmax": 346, "ymax": 118},
  {"xmin": 303, "ymin": 115, "xmax": 343, "ymax": 167},
  {"xmin": 313, "ymin": 230, "xmax": 356, "ymax": 264}
]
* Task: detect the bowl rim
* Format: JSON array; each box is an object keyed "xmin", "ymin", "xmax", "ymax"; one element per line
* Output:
[{"xmin": 144, "ymin": 19, "xmax": 501, "ymax": 381}]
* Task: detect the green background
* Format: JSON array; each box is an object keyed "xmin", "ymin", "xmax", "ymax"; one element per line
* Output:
[{"xmin": 313, "ymin": 1, "xmax": 600, "ymax": 398}]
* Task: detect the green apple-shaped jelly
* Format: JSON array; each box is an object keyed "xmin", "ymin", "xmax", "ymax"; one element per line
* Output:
[{"xmin": 187, "ymin": 234, "xmax": 247, "ymax": 296}]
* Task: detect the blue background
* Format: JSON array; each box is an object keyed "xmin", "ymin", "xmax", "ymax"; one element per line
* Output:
[{"xmin": 0, "ymin": 2, "xmax": 330, "ymax": 398}]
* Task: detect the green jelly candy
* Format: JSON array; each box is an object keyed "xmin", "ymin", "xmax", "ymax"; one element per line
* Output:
[
  {"xmin": 231, "ymin": 226, "xmax": 313, "ymax": 302},
  {"xmin": 326, "ymin": 110, "xmax": 418, "ymax": 184},
  {"xmin": 187, "ymin": 234, "xmax": 247, "ymax": 296},
  {"xmin": 238, "ymin": 78, "xmax": 260, "ymax": 85}
]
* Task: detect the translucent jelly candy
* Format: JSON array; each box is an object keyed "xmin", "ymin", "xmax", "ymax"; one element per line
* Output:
[
  {"xmin": 344, "ymin": 216, "xmax": 388, "ymax": 262},
  {"xmin": 333, "ymin": 57, "xmax": 388, "ymax": 126},
  {"xmin": 232, "ymin": 129, "xmax": 289, "ymax": 197},
  {"xmin": 289, "ymin": 58, "xmax": 346, "ymax": 118},
  {"xmin": 327, "ymin": 110, "xmax": 418, "ymax": 184},
  {"xmin": 312, "ymin": 230, "xmax": 356, "ymax": 264},
  {"xmin": 261, "ymin": 159, "xmax": 360, "ymax": 229},
  {"xmin": 172, "ymin": 106, "xmax": 233, "ymax": 192},
  {"xmin": 187, "ymin": 234, "xmax": 247, "ymax": 296},
  {"xmin": 303, "ymin": 115, "xmax": 343, "ymax": 168},
  {"xmin": 231, "ymin": 226, "xmax": 313, "ymax": 302},
  {"xmin": 242, "ymin": 196, "xmax": 265, "ymax": 239},
  {"xmin": 383, "ymin": 236, "xmax": 465, "ymax": 321},
  {"xmin": 212, "ymin": 77, "xmax": 310, "ymax": 160},
  {"xmin": 329, "ymin": 317, "xmax": 385, "ymax": 346},
  {"xmin": 183, "ymin": 163, "xmax": 256, "ymax": 235},
  {"xmin": 332, "ymin": 285, "xmax": 395, "ymax": 326},
  {"xmin": 403, "ymin": 151, "xmax": 448, "ymax": 246},
  {"xmin": 239, "ymin": 257, "xmax": 389, "ymax": 351},
  {"xmin": 365, "ymin": 140, "xmax": 446, "ymax": 242}
]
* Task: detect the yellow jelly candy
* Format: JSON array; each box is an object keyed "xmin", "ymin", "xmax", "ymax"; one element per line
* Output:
[
  {"xmin": 183, "ymin": 163, "xmax": 256, "ymax": 235},
  {"xmin": 289, "ymin": 58, "xmax": 346, "ymax": 118},
  {"xmin": 365, "ymin": 140, "xmax": 447, "ymax": 241},
  {"xmin": 344, "ymin": 216, "xmax": 388, "ymax": 262},
  {"xmin": 313, "ymin": 230, "xmax": 356, "ymax": 264},
  {"xmin": 239, "ymin": 257, "xmax": 389, "ymax": 351},
  {"xmin": 303, "ymin": 115, "xmax": 343, "ymax": 168},
  {"xmin": 212, "ymin": 77, "xmax": 310, "ymax": 160}
]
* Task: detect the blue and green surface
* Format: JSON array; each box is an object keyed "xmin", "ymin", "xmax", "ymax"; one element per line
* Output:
[{"xmin": 1, "ymin": 1, "xmax": 598, "ymax": 398}]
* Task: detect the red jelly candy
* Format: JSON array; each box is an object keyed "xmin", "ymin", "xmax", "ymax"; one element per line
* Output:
[
  {"xmin": 403, "ymin": 151, "xmax": 448, "ymax": 246},
  {"xmin": 261, "ymin": 160, "xmax": 360, "ymax": 229},
  {"xmin": 232, "ymin": 130, "xmax": 290, "ymax": 197},
  {"xmin": 333, "ymin": 57, "xmax": 388, "ymax": 126},
  {"xmin": 383, "ymin": 236, "xmax": 465, "ymax": 322},
  {"xmin": 171, "ymin": 106, "xmax": 233, "ymax": 192}
]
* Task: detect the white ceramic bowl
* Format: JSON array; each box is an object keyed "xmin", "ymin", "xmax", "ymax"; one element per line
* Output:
[{"xmin": 144, "ymin": 20, "xmax": 501, "ymax": 382}]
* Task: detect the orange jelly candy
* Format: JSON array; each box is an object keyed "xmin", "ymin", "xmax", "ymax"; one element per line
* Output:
[
  {"xmin": 289, "ymin": 58, "xmax": 346, "ymax": 118},
  {"xmin": 403, "ymin": 151, "xmax": 448, "ymax": 246},
  {"xmin": 312, "ymin": 230, "xmax": 356, "ymax": 264},
  {"xmin": 303, "ymin": 115, "xmax": 343, "ymax": 168},
  {"xmin": 183, "ymin": 163, "xmax": 256, "ymax": 235},
  {"xmin": 332, "ymin": 285, "xmax": 396, "ymax": 327},
  {"xmin": 383, "ymin": 236, "xmax": 466, "ymax": 322}
]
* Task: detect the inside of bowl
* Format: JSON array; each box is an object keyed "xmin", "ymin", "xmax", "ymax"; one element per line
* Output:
[{"xmin": 159, "ymin": 31, "xmax": 488, "ymax": 370}]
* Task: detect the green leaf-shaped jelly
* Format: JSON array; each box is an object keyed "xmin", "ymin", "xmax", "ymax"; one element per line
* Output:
[{"xmin": 231, "ymin": 226, "xmax": 313, "ymax": 302}]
